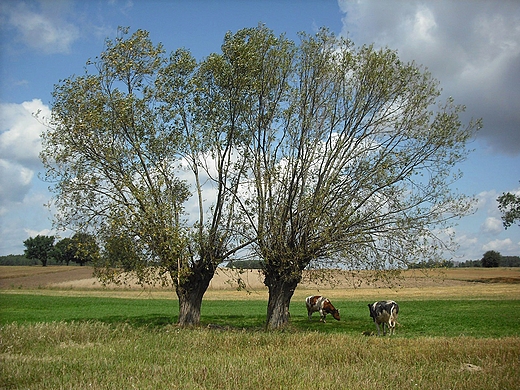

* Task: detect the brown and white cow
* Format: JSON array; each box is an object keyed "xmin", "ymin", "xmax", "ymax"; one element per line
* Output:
[
  {"xmin": 368, "ymin": 300, "xmax": 399, "ymax": 336},
  {"xmin": 305, "ymin": 295, "xmax": 340, "ymax": 323}
]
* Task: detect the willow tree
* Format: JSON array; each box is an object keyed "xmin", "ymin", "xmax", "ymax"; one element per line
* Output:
[
  {"xmin": 41, "ymin": 28, "xmax": 249, "ymax": 326},
  {"xmin": 228, "ymin": 27, "xmax": 480, "ymax": 329}
]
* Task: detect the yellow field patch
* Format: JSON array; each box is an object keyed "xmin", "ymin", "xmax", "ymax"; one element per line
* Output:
[{"xmin": 2, "ymin": 266, "xmax": 519, "ymax": 301}]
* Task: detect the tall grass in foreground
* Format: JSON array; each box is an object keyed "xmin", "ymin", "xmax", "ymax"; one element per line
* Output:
[{"xmin": 1, "ymin": 322, "xmax": 519, "ymax": 390}]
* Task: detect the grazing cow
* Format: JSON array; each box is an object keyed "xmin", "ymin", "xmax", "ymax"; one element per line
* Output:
[
  {"xmin": 305, "ymin": 295, "xmax": 340, "ymax": 323},
  {"xmin": 368, "ymin": 300, "xmax": 399, "ymax": 336}
]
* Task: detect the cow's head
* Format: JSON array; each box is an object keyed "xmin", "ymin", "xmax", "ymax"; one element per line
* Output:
[
  {"xmin": 331, "ymin": 308, "xmax": 340, "ymax": 321},
  {"xmin": 368, "ymin": 303, "xmax": 375, "ymax": 319}
]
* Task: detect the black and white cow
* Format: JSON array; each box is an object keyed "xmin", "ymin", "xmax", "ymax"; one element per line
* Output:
[
  {"xmin": 368, "ymin": 300, "xmax": 399, "ymax": 336},
  {"xmin": 306, "ymin": 295, "xmax": 340, "ymax": 323}
]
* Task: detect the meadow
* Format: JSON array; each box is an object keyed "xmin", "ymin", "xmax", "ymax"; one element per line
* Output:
[{"xmin": 1, "ymin": 267, "xmax": 519, "ymax": 389}]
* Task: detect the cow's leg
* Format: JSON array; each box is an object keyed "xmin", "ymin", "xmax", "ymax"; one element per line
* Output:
[
  {"xmin": 307, "ymin": 310, "xmax": 312, "ymax": 321},
  {"xmin": 375, "ymin": 322, "xmax": 381, "ymax": 336},
  {"xmin": 319, "ymin": 310, "xmax": 326, "ymax": 322},
  {"xmin": 389, "ymin": 319, "xmax": 395, "ymax": 335}
]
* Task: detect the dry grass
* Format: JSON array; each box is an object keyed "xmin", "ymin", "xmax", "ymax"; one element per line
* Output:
[
  {"xmin": 1, "ymin": 322, "xmax": 519, "ymax": 389},
  {"xmin": 2, "ymin": 267, "xmax": 519, "ymax": 389}
]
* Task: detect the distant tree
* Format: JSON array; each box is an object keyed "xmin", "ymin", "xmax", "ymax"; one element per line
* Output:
[
  {"xmin": 0, "ymin": 254, "xmax": 36, "ymax": 266},
  {"xmin": 457, "ymin": 259, "xmax": 482, "ymax": 268},
  {"xmin": 99, "ymin": 233, "xmax": 142, "ymax": 273},
  {"xmin": 497, "ymin": 187, "xmax": 520, "ymax": 229},
  {"xmin": 481, "ymin": 250, "xmax": 501, "ymax": 268},
  {"xmin": 226, "ymin": 259, "xmax": 264, "ymax": 269},
  {"xmin": 69, "ymin": 232, "xmax": 100, "ymax": 266},
  {"xmin": 53, "ymin": 237, "xmax": 76, "ymax": 265},
  {"xmin": 501, "ymin": 256, "xmax": 520, "ymax": 267},
  {"xmin": 408, "ymin": 259, "xmax": 454, "ymax": 269},
  {"xmin": 23, "ymin": 235, "xmax": 55, "ymax": 267}
]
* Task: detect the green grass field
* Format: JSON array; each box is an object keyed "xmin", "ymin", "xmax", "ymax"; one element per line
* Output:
[
  {"xmin": 1, "ymin": 294, "xmax": 519, "ymax": 337},
  {"xmin": 1, "ymin": 268, "xmax": 520, "ymax": 389}
]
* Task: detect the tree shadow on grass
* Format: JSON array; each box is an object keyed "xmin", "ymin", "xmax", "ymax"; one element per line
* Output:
[{"xmin": 71, "ymin": 314, "xmax": 177, "ymax": 329}]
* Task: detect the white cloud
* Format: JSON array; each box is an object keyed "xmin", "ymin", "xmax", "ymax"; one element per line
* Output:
[
  {"xmin": 3, "ymin": 1, "xmax": 80, "ymax": 54},
  {"xmin": 481, "ymin": 217, "xmax": 503, "ymax": 235},
  {"xmin": 0, "ymin": 99, "xmax": 49, "ymax": 168},
  {"xmin": 0, "ymin": 99, "xmax": 50, "ymax": 231},
  {"xmin": 0, "ymin": 159, "xmax": 34, "ymax": 211},
  {"xmin": 339, "ymin": 0, "xmax": 520, "ymax": 155},
  {"xmin": 482, "ymin": 238, "xmax": 516, "ymax": 253}
]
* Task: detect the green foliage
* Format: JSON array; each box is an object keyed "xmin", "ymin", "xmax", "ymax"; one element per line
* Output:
[
  {"xmin": 501, "ymin": 256, "xmax": 520, "ymax": 267},
  {"xmin": 497, "ymin": 188, "xmax": 520, "ymax": 229},
  {"xmin": 457, "ymin": 259, "xmax": 482, "ymax": 267},
  {"xmin": 481, "ymin": 250, "xmax": 502, "ymax": 268},
  {"xmin": 23, "ymin": 235, "xmax": 55, "ymax": 266},
  {"xmin": 53, "ymin": 237, "xmax": 76, "ymax": 265},
  {"xmin": 0, "ymin": 254, "xmax": 37, "ymax": 266},
  {"xmin": 408, "ymin": 259, "xmax": 454, "ymax": 269},
  {"xmin": 70, "ymin": 232, "xmax": 100, "ymax": 266},
  {"xmin": 40, "ymin": 25, "xmax": 481, "ymax": 328},
  {"xmin": 225, "ymin": 259, "xmax": 264, "ymax": 269}
]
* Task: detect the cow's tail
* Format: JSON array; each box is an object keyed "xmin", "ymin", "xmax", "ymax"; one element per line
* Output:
[{"xmin": 389, "ymin": 303, "xmax": 399, "ymax": 326}]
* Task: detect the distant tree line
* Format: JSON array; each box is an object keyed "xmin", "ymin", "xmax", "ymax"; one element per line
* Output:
[
  {"xmin": 13, "ymin": 233, "xmax": 100, "ymax": 267},
  {"xmin": 458, "ymin": 253, "xmax": 520, "ymax": 268},
  {"xmin": 407, "ymin": 251, "xmax": 520, "ymax": 269},
  {"xmin": 225, "ymin": 259, "xmax": 264, "ymax": 269},
  {"xmin": 407, "ymin": 259, "xmax": 455, "ymax": 269}
]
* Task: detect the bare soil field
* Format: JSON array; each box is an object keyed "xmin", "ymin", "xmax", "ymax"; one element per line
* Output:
[{"xmin": 1, "ymin": 266, "xmax": 519, "ymax": 300}]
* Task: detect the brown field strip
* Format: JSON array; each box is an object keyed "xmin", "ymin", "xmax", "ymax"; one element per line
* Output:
[{"xmin": 1, "ymin": 266, "xmax": 519, "ymax": 301}]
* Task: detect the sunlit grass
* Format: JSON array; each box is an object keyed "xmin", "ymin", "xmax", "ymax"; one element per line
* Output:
[
  {"xmin": 1, "ymin": 293, "xmax": 519, "ymax": 338},
  {"xmin": 1, "ymin": 322, "xmax": 519, "ymax": 389}
]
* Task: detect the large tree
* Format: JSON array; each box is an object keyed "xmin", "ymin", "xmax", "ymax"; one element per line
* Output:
[
  {"xmin": 224, "ymin": 27, "xmax": 480, "ymax": 329},
  {"xmin": 41, "ymin": 28, "xmax": 248, "ymax": 326},
  {"xmin": 23, "ymin": 235, "xmax": 55, "ymax": 267}
]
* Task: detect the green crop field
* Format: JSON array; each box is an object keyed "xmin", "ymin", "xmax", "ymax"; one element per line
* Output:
[{"xmin": 1, "ymin": 267, "xmax": 520, "ymax": 389}]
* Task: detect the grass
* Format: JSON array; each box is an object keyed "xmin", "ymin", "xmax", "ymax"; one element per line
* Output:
[
  {"xmin": 1, "ymin": 268, "xmax": 520, "ymax": 389},
  {"xmin": 1, "ymin": 321, "xmax": 519, "ymax": 389},
  {"xmin": 1, "ymin": 293, "xmax": 519, "ymax": 337}
]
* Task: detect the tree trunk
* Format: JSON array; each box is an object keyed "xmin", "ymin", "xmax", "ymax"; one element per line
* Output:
[
  {"xmin": 264, "ymin": 271, "xmax": 301, "ymax": 330},
  {"xmin": 176, "ymin": 264, "xmax": 215, "ymax": 327},
  {"xmin": 177, "ymin": 285, "xmax": 205, "ymax": 327}
]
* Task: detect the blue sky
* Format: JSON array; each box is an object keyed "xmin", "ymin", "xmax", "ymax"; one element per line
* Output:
[{"xmin": 1, "ymin": 0, "xmax": 519, "ymax": 260}]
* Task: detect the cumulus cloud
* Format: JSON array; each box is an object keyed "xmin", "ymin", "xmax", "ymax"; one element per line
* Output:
[
  {"xmin": 1, "ymin": 1, "xmax": 80, "ymax": 54},
  {"xmin": 482, "ymin": 238, "xmax": 516, "ymax": 253},
  {"xmin": 0, "ymin": 99, "xmax": 49, "ymax": 214},
  {"xmin": 481, "ymin": 217, "xmax": 503, "ymax": 235},
  {"xmin": 0, "ymin": 99, "xmax": 49, "ymax": 168},
  {"xmin": 339, "ymin": 0, "xmax": 520, "ymax": 155}
]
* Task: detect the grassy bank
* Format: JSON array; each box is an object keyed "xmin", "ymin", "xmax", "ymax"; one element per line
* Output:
[{"xmin": 1, "ymin": 321, "xmax": 519, "ymax": 389}]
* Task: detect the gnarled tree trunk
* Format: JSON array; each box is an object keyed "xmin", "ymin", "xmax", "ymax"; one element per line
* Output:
[
  {"xmin": 176, "ymin": 263, "xmax": 215, "ymax": 327},
  {"xmin": 264, "ymin": 268, "xmax": 302, "ymax": 330}
]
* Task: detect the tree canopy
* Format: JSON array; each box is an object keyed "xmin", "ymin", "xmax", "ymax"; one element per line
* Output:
[
  {"xmin": 41, "ymin": 25, "xmax": 480, "ymax": 329},
  {"xmin": 497, "ymin": 186, "xmax": 520, "ymax": 229},
  {"xmin": 481, "ymin": 250, "xmax": 502, "ymax": 268},
  {"xmin": 24, "ymin": 235, "xmax": 55, "ymax": 267}
]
